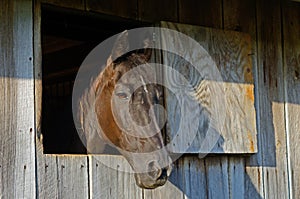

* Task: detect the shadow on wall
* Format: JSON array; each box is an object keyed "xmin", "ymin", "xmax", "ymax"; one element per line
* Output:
[{"xmin": 164, "ymin": 156, "xmax": 264, "ymax": 199}]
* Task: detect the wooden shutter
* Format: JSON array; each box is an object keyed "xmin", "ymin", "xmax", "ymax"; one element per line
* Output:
[{"xmin": 158, "ymin": 21, "xmax": 257, "ymax": 154}]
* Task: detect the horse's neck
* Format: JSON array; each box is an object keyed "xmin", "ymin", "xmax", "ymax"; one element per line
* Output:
[{"xmin": 78, "ymin": 69, "xmax": 109, "ymax": 153}]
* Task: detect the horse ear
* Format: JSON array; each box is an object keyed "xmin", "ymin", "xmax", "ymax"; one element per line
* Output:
[{"xmin": 111, "ymin": 30, "xmax": 129, "ymax": 62}]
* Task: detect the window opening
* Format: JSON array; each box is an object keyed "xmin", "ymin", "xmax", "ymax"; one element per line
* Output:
[{"xmin": 41, "ymin": 5, "xmax": 148, "ymax": 154}]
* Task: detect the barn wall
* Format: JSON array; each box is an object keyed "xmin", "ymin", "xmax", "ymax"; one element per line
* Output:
[
  {"xmin": 36, "ymin": 1, "xmax": 298, "ymax": 198},
  {"xmin": 1, "ymin": 0, "xmax": 299, "ymax": 198}
]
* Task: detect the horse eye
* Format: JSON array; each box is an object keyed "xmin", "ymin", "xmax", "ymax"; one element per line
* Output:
[{"xmin": 116, "ymin": 92, "xmax": 129, "ymax": 100}]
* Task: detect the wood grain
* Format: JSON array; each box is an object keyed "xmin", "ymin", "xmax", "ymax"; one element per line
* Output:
[
  {"xmin": 37, "ymin": 155, "xmax": 89, "ymax": 199},
  {"xmin": 34, "ymin": 0, "xmax": 43, "ymax": 143},
  {"xmin": 138, "ymin": 0, "xmax": 178, "ymax": 22},
  {"xmin": 283, "ymin": 2, "xmax": 300, "ymax": 198},
  {"xmin": 57, "ymin": 156, "xmax": 89, "ymax": 198},
  {"xmin": 223, "ymin": 0, "xmax": 256, "ymax": 33},
  {"xmin": 222, "ymin": 1, "xmax": 265, "ymax": 198},
  {"xmin": 41, "ymin": 0, "xmax": 85, "ymax": 10},
  {"xmin": 89, "ymin": 155, "xmax": 142, "ymax": 198},
  {"xmin": 178, "ymin": 0, "xmax": 222, "ymax": 28},
  {"xmin": 86, "ymin": 0, "xmax": 138, "ymax": 19},
  {"xmin": 0, "ymin": 0, "xmax": 36, "ymax": 198},
  {"xmin": 159, "ymin": 21, "xmax": 257, "ymax": 154},
  {"xmin": 228, "ymin": 157, "xmax": 245, "ymax": 198},
  {"xmin": 36, "ymin": 155, "xmax": 59, "ymax": 198},
  {"xmin": 255, "ymin": 0, "xmax": 289, "ymax": 198},
  {"xmin": 205, "ymin": 156, "xmax": 229, "ymax": 199}
]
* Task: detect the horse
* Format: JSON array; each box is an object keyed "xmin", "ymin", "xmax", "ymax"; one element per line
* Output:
[{"xmin": 74, "ymin": 30, "xmax": 172, "ymax": 189}]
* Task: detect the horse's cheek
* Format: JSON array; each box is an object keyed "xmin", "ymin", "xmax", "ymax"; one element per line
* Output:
[{"xmin": 95, "ymin": 87, "xmax": 122, "ymax": 147}]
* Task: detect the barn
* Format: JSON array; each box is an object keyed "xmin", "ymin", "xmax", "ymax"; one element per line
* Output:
[{"xmin": 0, "ymin": 0, "xmax": 299, "ymax": 198}]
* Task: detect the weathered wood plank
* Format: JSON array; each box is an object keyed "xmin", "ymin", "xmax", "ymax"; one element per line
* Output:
[
  {"xmin": 143, "ymin": 180, "xmax": 185, "ymax": 199},
  {"xmin": 57, "ymin": 156, "xmax": 89, "ymax": 199},
  {"xmin": 0, "ymin": 0, "xmax": 36, "ymax": 198},
  {"xmin": 86, "ymin": 0, "xmax": 138, "ymax": 19},
  {"xmin": 283, "ymin": 2, "xmax": 300, "ymax": 198},
  {"xmin": 89, "ymin": 155, "xmax": 142, "ymax": 199},
  {"xmin": 223, "ymin": 0, "xmax": 256, "ymax": 34},
  {"xmin": 178, "ymin": 0, "xmax": 222, "ymax": 28},
  {"xmin": 222, "ymin": 1, "xmax": 265, "ymax": 198},
  {"xmin": 144, "ymin": 156, "xmax": 244, "ymax": 199},
  {"xmin": 36, "ymin": 155, "xmax": 59, "ymax": 198},
  {"xmin": 228, "ymin": 157, "xmax": 245, "ymax": 198},
  {"xmin": 205, "ymin": 157, "xmax": 229, "ymax": 199},
  {"xmin": 138, "ymin": 0, "xmax": 178, "ymax": 22},
  {"xmin": 181, "ymin": 157, "xmax": 207, "ymax": 199},
  {"xmin": 34, "ymin": 0, "xmax": 43, "ymax": 144},
  {"xmin": 41, "ymin": 0, "xmax": 85, "ymax": 10},
  {"xmin": 255, "ymin": 0, "xmax": 289, "ymax": 198},
  {"xmin": 159, "ymin": 21, "xmax": 257, "ymax": 154}
]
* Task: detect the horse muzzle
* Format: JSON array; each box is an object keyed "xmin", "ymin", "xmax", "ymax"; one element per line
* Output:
[{"xmin": 134, "ymin": 163, "xmax": 172, "ymax": 189}]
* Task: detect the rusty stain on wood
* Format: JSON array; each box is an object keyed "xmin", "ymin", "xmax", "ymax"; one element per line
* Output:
[
  {"xmin": 246, "ymin": 85, "xmax": 255, "ymax": 102},
  {"xmin": 244, "ymin": 66, "xmax": 254, "ymax": 83},
  {"xmin": 247, "ymin": 131, "xmax": 255, "ymax": 153}
]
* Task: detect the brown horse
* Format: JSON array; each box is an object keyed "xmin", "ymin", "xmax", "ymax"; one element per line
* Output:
[{"xmin": 75, "ymin": 30, "xmax": 172, "ymax": 189}]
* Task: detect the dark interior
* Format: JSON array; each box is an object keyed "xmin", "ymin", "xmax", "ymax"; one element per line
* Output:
[{"xmin": 41, "ymin": 5, "xmax": 149, "ymax": 154}]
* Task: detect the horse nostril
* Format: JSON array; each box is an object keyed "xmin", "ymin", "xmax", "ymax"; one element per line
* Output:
[
  {"xmin": 147, "ymin": 161, "xmax": 161, "ymax": 179},
  {"xmin": 157, "ymin": 168, "xmax": 168, "ymax": 180}
]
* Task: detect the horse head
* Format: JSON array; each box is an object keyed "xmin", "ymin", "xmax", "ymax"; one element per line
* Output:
[{"xmin": 94, "ymin": 31, "xmax": 172, "ymax": 189}]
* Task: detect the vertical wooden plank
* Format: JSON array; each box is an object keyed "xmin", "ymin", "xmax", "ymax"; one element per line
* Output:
[
  {"xmin": 178, "ymin": 0, "xmax": 223, "ymax": 28},
  {"xmin": 255, "ymin": 0, "xmax": 289, "ymax": 198},
  {"xmin": 89, "ymin": 155, "xmax": 142, "ymax": 199},
  {"xmin": 283, "ymin": 2, "xmax": 300, "ymax": 199},
  {"xmin": 205, "ymin": 157, "xmax": 229, "ymax": 199},
  {"xmin": 223, "ymin": 0, "xmax": 256, "ymax": 33},
  {"xmin": 57, "ymin": 156, "xmax": 89, "ymax": 199},
  {"xmin": 228, "ymin": 157, "xmax": 245, "ymax": 199},
  {"xmin": 0, "ymin": 0, "xmax": 36, "ymax": 198},
  {"xmin": 182, "ymin": 157, "xmax": 207, "ymax": 199},
  {"xmin": 11, "ymin": 0, "xmax": 37, "ymax": 196},
  {"xmin": 34, "ymin": 0, "xmax": 53, "ymax": 197},
  {"xmin": 193, "ymin": 4, "xmax": 226, "ymax": 199},
  {"xmin": 138, "ymin": 0, "xmax": 178, "ymax": 22},
  {"xmin": 34, "ymin": 0, "xmax": 42, "ymax": 142},
  {"xmin": 86, "ymin": 0, "xmax": 138, "ymax": 19},
  {"xmin": 143, "ymin": 181, "xmax": 185, "ymax": 199},
  {"xmin": 223, "ymin": 1, "xmax": 264, "ymax": 198},
  {"xmin": 41, "ymin": 0, "xmax": 85, "ymax": 10},
  {"xmin": 172, "ymin": 2, "xmax": 227, "ymax": 199},
  {"xmin": 36, "ymin": 155, "xmax": 59, "ymax": 198}
]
